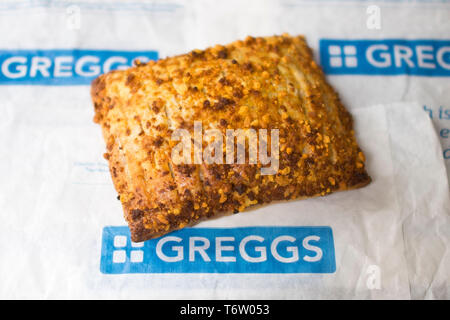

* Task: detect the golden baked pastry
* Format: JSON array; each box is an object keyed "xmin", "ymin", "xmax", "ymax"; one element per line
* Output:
[{"xmin": 92, "ymin": 34, "xmax": 371, "ymax": 242}]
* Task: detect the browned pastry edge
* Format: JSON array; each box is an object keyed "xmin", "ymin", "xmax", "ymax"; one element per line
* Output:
[{"xmin": 127, "ymin": 179, "xmax": 371, "ymax": 242}]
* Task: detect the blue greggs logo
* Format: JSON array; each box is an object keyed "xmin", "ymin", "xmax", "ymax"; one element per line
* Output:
[
  {"xmin": 0, "ymin": 49, "xmax": 158, "ymax": 85},
  {"xmin": 100, "ymin": 226, "xmax": 336, "ymax": 274},
  {"xmin": 320, "ymin": 39, "xmax": 450, "ymax": 76}
]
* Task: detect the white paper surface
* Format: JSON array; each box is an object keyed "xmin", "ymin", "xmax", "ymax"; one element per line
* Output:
[
  {"xmin": 0, "ymin": 0, "xmax": 449, "ymax": 299},
  {"xmin": 1, "ymin": 99, "xmax": 448, "ymax": 299}
]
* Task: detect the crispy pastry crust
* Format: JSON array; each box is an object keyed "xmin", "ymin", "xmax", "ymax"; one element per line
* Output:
[{"xmin": 92, "ymin": 34, "xmax": 371, "ymax": 242}]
